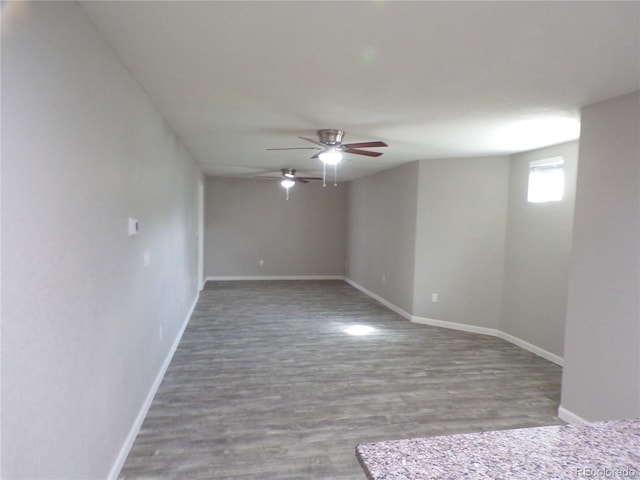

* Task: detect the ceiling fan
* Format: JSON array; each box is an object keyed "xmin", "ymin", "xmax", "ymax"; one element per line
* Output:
[
  {"xmin": 260, "ymin": 169, "xmax": 322, "ymax": 199},
  {"xmin": 278, "ymin": 168, "xmax": 322, "ymax": 185},
  {"xmin": 267, "ymin": 129, "xmax": 388, "ymax": 164},
  {"xmin": 267, "ymin": 129, "xmax": 388, "ymax": 186}
]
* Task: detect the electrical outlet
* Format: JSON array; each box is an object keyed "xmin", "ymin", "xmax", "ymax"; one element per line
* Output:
[
  {"xmin": 382, "ymin": 274, "xmax": 386, "ymax": 283},
  {"xmin": 432, "ymin": 293, "xmax": 438, "ymax": 302},
  {"xmin": 259, "ymin": 259, "xmax": 264, "ymax": 266}
]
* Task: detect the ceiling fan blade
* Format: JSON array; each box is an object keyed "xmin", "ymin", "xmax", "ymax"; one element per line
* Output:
[
  {"xmin": 266, "ymin": 147, "xmax": 319, "ymax": 151},
  {"xmin": 297, "ymin": 177, "xmax": 323, "ymax": 182},
  {"xmin": 344, "ymin": 148, "xmax": 384, "ymax": 157},
  {"xmin": 343, "ymin": 141, "xmax": 388, "ymax": 149},
  {"xmin": 299, "ymin": 136, "xmax": 327, "ymax": 147},
  {"xmin": 310, "ymin": 152, "xmax": 322, "ymax": 159}
]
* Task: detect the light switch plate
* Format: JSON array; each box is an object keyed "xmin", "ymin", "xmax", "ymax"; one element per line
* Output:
[{"xmin": 128, "ymin": 217, "xmax": 139, "ymax": 236}]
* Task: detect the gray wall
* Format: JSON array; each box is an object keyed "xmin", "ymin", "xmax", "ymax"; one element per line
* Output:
[
  {"xmin": 561, "ymin": 92, "xmax": 640, "ymax": 421},
  {"xmin": 347, "ymin": 149, "xmax": 579, "ymax": 363},
  {"xmin": 501, "ymin": 142, "xmax": 578, "ymax": 358},
  {"xmin": 346, "ymin": 162, "xmax": 419, "ymax": 314},
  {"xmin": 413, "ymin": 156, "xmax": 510, "ymax": 330},
  {"xmin": 205, "ymin": 177, "xmax": 346, "ymax": 277},
  {"xmin": 2, "ymin": 3, "xmax": 203, "ymax": 478}
]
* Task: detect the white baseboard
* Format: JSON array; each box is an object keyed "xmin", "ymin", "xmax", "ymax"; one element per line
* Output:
[
  {"xmin": 108, "ymin": 292, "xmax": 199, "ymax": 480},
  {"xmin": 498, "ymin": 330, "xmax": 564, "ymax": 366},
  {"xmin": 344, "ymin": 278, "xmax": 412, "ymax": 321},
  {"xmin": 558, "ymin": 405, "xmax": 592, "ymax": 425},
  {"xmin": 345, "ymin": 277, "xmax": 564, "ymax": 367},
  {"xmin": 411, "ymin": 316, "xmax": 563, "ymax": 366},
  {"xmin": 411, "ymin": 315, "xmax": 499, "ymax": 337},
  {"xmin": 205, "ymin": 275, "xmax": 345, "ymax": 281}
]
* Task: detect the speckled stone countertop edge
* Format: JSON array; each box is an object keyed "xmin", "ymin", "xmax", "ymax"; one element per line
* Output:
[
  {"xmin": 355, "ymin": 419, "xmax": 640, "ymax": 480},
  {"xmin": 356, "ymin": 445, "xmax": 376, "ymax": 480}
]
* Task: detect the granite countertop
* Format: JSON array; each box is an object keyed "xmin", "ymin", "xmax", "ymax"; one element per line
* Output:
[{"xmin": 356, "ymin": 419, "xmax": 640, "ymax": 480}]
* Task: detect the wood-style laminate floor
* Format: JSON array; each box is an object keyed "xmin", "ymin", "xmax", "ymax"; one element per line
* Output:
[{"xmin": 119, "ymin": 280, "xmax": 563, "ymax": 480}]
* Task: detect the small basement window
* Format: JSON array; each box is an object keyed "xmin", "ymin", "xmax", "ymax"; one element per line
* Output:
[{"xmin": 527, "ymin": 156, "xmax": 564, "ymax": 203}]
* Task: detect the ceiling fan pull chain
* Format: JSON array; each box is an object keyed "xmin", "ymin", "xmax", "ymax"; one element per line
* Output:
[
  {"xmin": 323, "ymin": 162, "xmax": 327, "ymax": 187},
  {"xmin": 334, "ymin": 164, "xmax": 338, "ymax": 186}
]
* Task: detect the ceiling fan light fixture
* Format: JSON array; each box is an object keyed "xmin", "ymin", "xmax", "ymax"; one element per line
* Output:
[
  {"xmin": 319, "ymin": 149, "xmax": 343, "ymax": 165},
  {"xmin": 281, "ymin": 178, "xmax": 295, "ymax": 189}
]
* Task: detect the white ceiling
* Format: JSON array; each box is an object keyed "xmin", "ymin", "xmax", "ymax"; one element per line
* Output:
[{"xmin": 81, "ymin": 1, "xmax": 639, "ymax": 181}]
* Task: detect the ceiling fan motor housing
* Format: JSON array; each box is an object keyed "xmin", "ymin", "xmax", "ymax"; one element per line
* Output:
[{"xmin": 318, "ymin": 129, "xmax": 344, "ymax": 146}]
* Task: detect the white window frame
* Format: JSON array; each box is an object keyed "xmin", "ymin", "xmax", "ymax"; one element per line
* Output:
[{"xmin": 527, "ymin": 156, "xmax": 565, "ymax": 203}]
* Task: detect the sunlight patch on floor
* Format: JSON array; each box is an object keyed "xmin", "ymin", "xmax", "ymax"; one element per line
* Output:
[{"xmin": 344, "ymin": 324, "xmax": 376, "ymax": 336}]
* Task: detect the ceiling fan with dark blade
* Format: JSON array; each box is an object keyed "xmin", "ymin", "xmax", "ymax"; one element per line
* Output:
[
  {"xmin": 267, "ymin": 129, "xmax": 388, "ymax": 186},
  {"xmin": 279, "ymin": 168, "xmax": 322, "ymax": 184},
  {"xmin": 257, "ymin": 169, "xmax": 323, "ymax": 199},
  {"xmin": 267, "ymin": 129, "xmax": 388, "ymax": 162}
]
